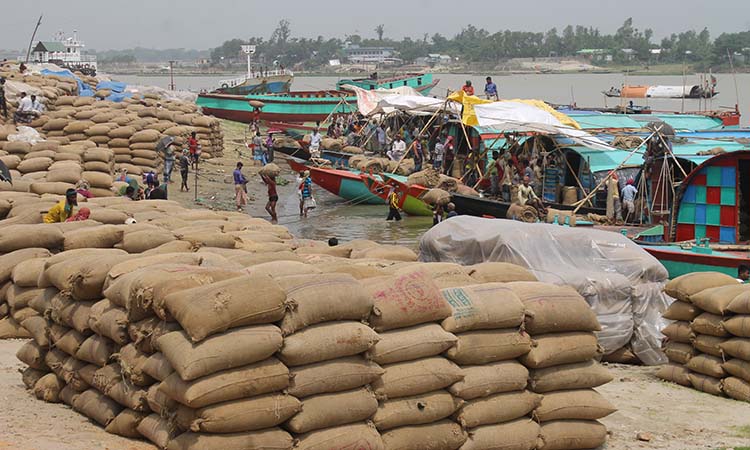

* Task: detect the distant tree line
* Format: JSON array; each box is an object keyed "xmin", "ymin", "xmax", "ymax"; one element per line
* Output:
[
  {"xmin": 209, "ymin": 18, "xmax": 750, "ymax": 70},
  {"xmin": 94, "ymin": 47, "xmax": 210, "ymax": 64}
]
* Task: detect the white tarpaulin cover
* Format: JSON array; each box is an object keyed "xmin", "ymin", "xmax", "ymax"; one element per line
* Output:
[
  {"xmin": 646, "ymin": 85, "xmax": 698, "ymax": 98},
  {"xmin": 345, "ymin": 84, "xmax": 460, "ymax": 116},
  {"xmin": 419, "ymin": 216, "xmax": 672, "ymax": 365},
  {"xmin": 473, "ymin": 101, "xmax": 615, "ymax": 151}
]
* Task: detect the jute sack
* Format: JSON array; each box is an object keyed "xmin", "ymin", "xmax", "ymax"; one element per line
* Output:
[
  {"xmin": 118, "ymin": 343, "xmax": 155, "ymax": 387},
  {"xmin": 440, "ymin": 283, "xmax": 525, "ymax": 333},
  {"xmin": 165, "ymin": 274, "xmax": 287, "ymax": 342},
  {"xmin": 723, "ymin": 377, "xmax": 750, "ymax": 402},
  {"xmin": 175, "ymin": 394, "xmax": 301, "ymax": 433},
  {"xmin": 167, "ymin": 429, "xmax": 294, "ymax": 450},
  {"xmin": 366, "ymin": 324, "xmax": 457, "ymax": 365},
  {"xmin": 104, "ymin": 253, "xmax": 203, "ymax": 290},
  {"xmin": 729, "ymin": 292, "xmax": 750, "ymax": 314},
  {"xmin": 520, "ymin": 332, "xmax": 600, "ymax": 369},
  {"xmin": 279, "ymin": 321, "xmax": 379, "ymax": 366},
  {"xmin": 691, "ymin": 284, "xmax": 750, "ymax": 315},
  {"xmin": 294, "ymin": 423, "xmax": 384, "ymax": 450},
  {"xmin": 686, "ymin": 354, "xmax": 726, "ymax": 378},
  {"xmin": 661, "ymin": 321, "xmax": 692, "ymax": 343},
  {"xmin": 45, "ymin": 252, "xmax": 131, "ymax": 300},
  {"xmin": 49, "ymin": 296, "xmax": 94, "ymax": 334},
  {"xmin": 107, "ymin": 380, "xmax": 149, "ymax": 411},
  {"xmin": 692, "ymin": 334, "xmax": 726, "ymax": 357},
  {"xmin": 159, "ymin": 358, "xmax": 290, "ymax": 408},
  {"xmin": 663, "ymin": 300, "xmax": 701, "ymax": 321},
  {"xmin": 664, "ymin": 272, "xmax": 739, "ymax": 302},
  {"xmin": 538, "ymin": 420, "xmax": 607, "ymax": 450},
  {"xmin": 421, "ymin": 188, "xmax": 451, "ymax": 206},
  {"xmin": 178, "ymin": 232, "xmax": 238, "ymax": 249},
  {"xmin": 143, "ymin": 353, "xmax": 174, "ymax": 382},
  {"xmin": 81, "ymin": 171, "xmax": 113, "ymax": 188},
  {"xmin": 59, "ymin": 385, "xmax": 81, "ymax": 407},
  {"xmin": 7, "ymin": 285, "xmax": 46, "ymax": 309},
  {"xmin": 663, "ymin": 342, "xmax": 698, "ymax": 364},
  {"xmin": 380, "ymin": 420, "xmax": 467, "ymax": 450},
  {"xmin": 157, "ymin": 325, "xmax": 283, "ymax": 381},
  {"xmin": 460, "ymin": 419, "xmax": 540, "ymax": 450},
  {"xmin": 372, "ymin": 357, "xmax": 464, "ymax": 399},
  {"xmin": 108, "ymin": 126, "xmax": 137, "ymax": 139},
  {"xmin": 349, "ymin": 244, "xmax": 418, "ymax": 262},
  {"xmin": 534, "ymin": 389, "xmax": 616, "ymax": 422},
  {"xmin": 16, "ymin": 340, "xmax": 48, "ymax": 370},
  {"xmin": 719, "ymin": 338, "xmax": 750, "ymax": 360},
  {"xmin": 89, "ymin": 300, "xmax": 129, "ymax": 345},
  {"xmin": 130, "ymin": 129, "xmax": 160, "ymax": 143},
  {"xmin": 724, "ymin": 315, "xmax": 750, "ymax": 337},
  {"xmin": 73, "ymin": 389, "xmax": 123, "ymax": 426},
  {"xmin": 104, "ymin": 409, "xmax": 148, "ymax": 438},
  {"xmin": 21, "ymin": 367, "xmax": 47, "ymax": 390},
  {"xmin": 287, "ymin": 356, "xmax": 384, "ymax": 398},
  {"xmin": 33, "ymin": 373, "xmax": 64, "ymax": 402},
  {"xmin": 0, "ymin": 248, "xmax": 51, "ymax": 283},
  {"xmin": 373, "ymin": 390, "xmax": 462, "ymax": 431},
  {"xmin": 76, "ymin": 334, "xmax": 116, "ymax": 367},
  {"xmin": 417, "ymin": 262, "xmax": 476, "ymax": 289},
  {"xmin": 0, "ymin": 224, "xmax": 64, "ymax": 252},
  {"xmin": 285, "ymin": 388, "xmax": 379, "ymax": 433},
  {"xmin": 147, "ymin": 383, "xmax": 178, "ymax": 415},
  {"xmin": 21, "ymin": 316, "xmax": 50, "ymax": 346},
  {"xmin": 529, "ymin": 360, "xmax": 613, "ymax": 393},
  {"xmin": 278, "ymin": 273, "xmax": 372, "ymax": 335},
  {"xmin": 691, "ymin": 312, "xmax": 729, "ymax": 337},
  {"xmin": 128, "ymin": 317, "xmax": 180, "ymax": 354},
  {"xmin": 247, "ymin": 260, "xmax": 322, "ymax": 278},
  {"xmin": 466, "ymin": 262, "xmax": 538, "ymax": 283},
  {"xmin": 449, "ymin": 361, "xmax": 529, "ymax": 400},
  {"xmin": 120, "ymin": 229, "xmax": 176, "ymax": 253},
  {"xmin": 507, "ymin": 282, "xmax": 601, "ymax": 334},
  {"xmin": 92, "ymin": 363, "xmax": 123, "ymax": 393},
  {"xmin": 137, "ymin": 414, "xmax": 180, "ymax": 449},
  {"xmin": 365, "ymin": 269, "xmax": 452, "ymax": 332},
  {"xmin": 446, "ymin": 330, "xmax": 533, "ymax": 365},
  {"xmin": 455, "ymin": 390, "xmax": 542, "ymax": 428},
  {"xmin": 689, "ymin": 372, "xmax": 724, "ymax": 396},
  {"xmin": 63, "ymin": 225, "xmax": 123, "ymax": 250}
]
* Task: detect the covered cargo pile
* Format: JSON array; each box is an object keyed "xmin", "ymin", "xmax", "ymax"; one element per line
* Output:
[
  {"xmin": 419, "ymin": 216, "xmax": 674, "ymax": 365},
  {"xmin": 657, "ymin": 272, "xmax": 750, "ymax": 402},
  {"xmin": 5, "ymin": 197, "xmax": 616, "ymax": 449},
  {"xmin": 0, "ymin": 63, "xmax": 224, "ymax": 185}
]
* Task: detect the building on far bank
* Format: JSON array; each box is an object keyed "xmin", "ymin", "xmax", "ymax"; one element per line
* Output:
[
  {"xmin": 576, "ymin": 49, "xmax": 613, "ymax": 63},
  {"xmin": 344, "ymin": 44, "xmax": 401, "ymax": 65}
]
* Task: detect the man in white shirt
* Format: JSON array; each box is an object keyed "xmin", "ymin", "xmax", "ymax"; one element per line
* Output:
[
  {"xmin": 518, "ymin": 175, "xmax": 545, "ymax": 215},
  {"xmin": 387, "ymin": 135, "xmax": 406, "ymax": 161},
  {"xmin": 31, "ymin": 95, "xmax": 44, "ymax": 113},
  {"xmin": 621, "ymin": 178, "xmax": 638, "ymax": 222},
  {"xmin": 309, "ymin": 129, "xmax": 322, "ymax": 158},
  {"xmin": 14, "ymin": 92, "xmax": 34, "ymax": 123}
]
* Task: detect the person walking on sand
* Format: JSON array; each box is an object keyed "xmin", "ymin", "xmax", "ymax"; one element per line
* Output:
[
  {"xmin": 299, "ymin": 170, "xmax": 315, "ymax": 218},
  {"xmin": 260, "ymin": 172, "xmax": 279, "ymax": 223},
  {"xmin": 233, "ymin": 162, "xmax": 248, "ymax": 212},
  {"xmin": 163, "ymin": 143, "xmax": 176, "ymax": 183},
  {"xmin": 0, "ymin": 78, "xmax": 7, "ymax": 119},
  {"xmin": 179, "ymin": 149, "xmax": 190, "ymax": 192},
  {"xmin": 188, "ymin": 132, "xmax": 200, "ymax": 169}
]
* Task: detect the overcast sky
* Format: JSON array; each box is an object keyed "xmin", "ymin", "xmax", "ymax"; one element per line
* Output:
[{"xmin": 3, "ymin": 0, "xmax": 750, "ymax": 51}]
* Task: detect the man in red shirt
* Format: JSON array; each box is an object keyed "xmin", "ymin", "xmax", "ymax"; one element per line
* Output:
[
  {"xmin": 188, "ymin": 132, "xmax": 200, "ymax": 169},
  {"xmin": 261, "ymin": 173, "xmax": 278, "ymax": 223},
  {"xmin": 461, "ymin": 80, "xmax": 475, "ymax": 96}
]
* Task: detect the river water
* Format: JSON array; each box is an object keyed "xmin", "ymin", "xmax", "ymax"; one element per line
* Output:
[{"xmin": 115, "ymin": 71, "xmax": 750, "ymax": 246}]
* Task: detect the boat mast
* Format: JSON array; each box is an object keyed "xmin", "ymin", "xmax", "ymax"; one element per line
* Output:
[{"xmin": 25, "ymin": 14, "xmax": 43, "ymax": 63}]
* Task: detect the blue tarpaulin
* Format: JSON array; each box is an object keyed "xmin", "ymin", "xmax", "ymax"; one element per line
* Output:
[
  {"xmin": 96, "ymin": 80, "xmax": 126, "ymax": 93},
  {"xmin": 40, "ymin": 68, "xmax": 132, "ymax": 102}
]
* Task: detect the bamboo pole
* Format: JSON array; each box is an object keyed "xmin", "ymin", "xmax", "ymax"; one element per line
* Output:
[{"xmin": 572, "ymin": 131, "xmax": 656, "ymax": 214}]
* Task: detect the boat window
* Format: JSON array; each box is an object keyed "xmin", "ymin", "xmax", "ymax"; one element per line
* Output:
[
  {"xmin": 403, "ymin": 81, "xmax": 408, "ymax": 86},
  {"xmin": 417, "ymin": 78, "xmax": 422, "ymax": 85},
  {"xmin": 389, "ymin": 84, "xmax": 393, "ymax": 88}
]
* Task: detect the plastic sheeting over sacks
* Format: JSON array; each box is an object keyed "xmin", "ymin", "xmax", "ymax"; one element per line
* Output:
[{"xmin": 419, "ymin": 216, "xmax": 672, "ymax": 365}]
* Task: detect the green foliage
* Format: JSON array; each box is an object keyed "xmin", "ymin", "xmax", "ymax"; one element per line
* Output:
[{"xmin": 207, "ymin": 18, "xmax": 750, "ymax": 68}]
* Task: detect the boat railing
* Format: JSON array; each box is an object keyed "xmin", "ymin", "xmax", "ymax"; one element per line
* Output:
[{"xmin": 219, "ymin": 69, "xmax": 294, "ymax": 88}]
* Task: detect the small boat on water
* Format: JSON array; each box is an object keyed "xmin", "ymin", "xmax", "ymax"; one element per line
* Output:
[
  {"xmin": 336, "ymin": 72, "xmax": 438, "ymax": 94},
  {"xmin": 640, "ymin": 243, "xmax": 750, "ymax": 279},
  {"xmin": 603, "ymin": 84, "xmax": 717, "ymax": 99},
  {"xmin": 213, "ymin": 68, "xmax": 293, "ymax": 95},
  {"xmin": 284, "ymin": 158, "xmax": 383, "ymax": 205},
  {"xmin": 196, "ymin": 72, "xmax": 435, "ymax": 124}
]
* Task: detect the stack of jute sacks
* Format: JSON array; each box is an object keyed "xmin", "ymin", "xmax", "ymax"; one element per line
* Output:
[
  {"xmin": 6, "ymin": 197, "xmax": 617, "ymax": 449},
  {"xmin": 658, "ymin": 272, "xmax": 750, "ymax": 402}
]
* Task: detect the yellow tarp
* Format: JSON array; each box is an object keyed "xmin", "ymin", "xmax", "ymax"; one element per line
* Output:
[{"xmin": 447, "ymin": 91, "xmax": 581, "ymax": 130}]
